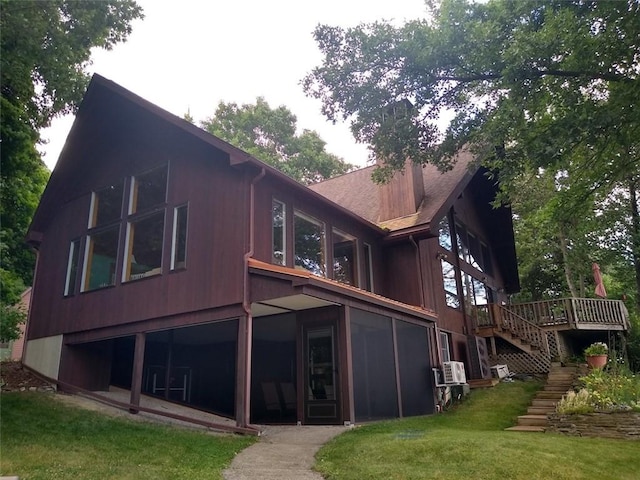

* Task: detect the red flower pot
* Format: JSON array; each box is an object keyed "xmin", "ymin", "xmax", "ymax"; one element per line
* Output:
[{"xmin": 586, "ymin": 354, "xmax": 607, "ymax": 369}]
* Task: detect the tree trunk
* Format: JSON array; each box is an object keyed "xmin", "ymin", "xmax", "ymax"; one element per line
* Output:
[
  {"xmin": 629, "ymin": 176, "xmax": 640, "ymax": 311},
  {"xmin": 558, "ymin": 226, "xmax": 579, "ymax": 298}
]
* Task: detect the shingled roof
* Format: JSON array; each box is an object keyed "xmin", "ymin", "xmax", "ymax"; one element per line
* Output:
[{"xmin": 309, "ymin": 149, "xmax": 478, "ymax": 232}]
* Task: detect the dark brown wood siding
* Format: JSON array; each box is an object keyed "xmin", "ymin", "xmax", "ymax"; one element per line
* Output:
[
  {"xmin": 252, "ymin": 176, "xmax": 385, "ymax": 291},
  {"xmin": 28, "ymin": 116, "xmax": 248, "ymax": 339}
]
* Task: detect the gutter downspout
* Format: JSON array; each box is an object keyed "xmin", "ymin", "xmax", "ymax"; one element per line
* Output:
[{"xmin": 238, "ymin": 167, "xmax": 265, "ymax": 428}]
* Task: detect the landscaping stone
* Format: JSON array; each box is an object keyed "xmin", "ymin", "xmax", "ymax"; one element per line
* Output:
[{"xmin": 547, "ymin": 412, "xmax": 640, "ymax": 440}]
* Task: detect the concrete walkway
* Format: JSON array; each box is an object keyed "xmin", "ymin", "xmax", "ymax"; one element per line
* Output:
[{"xmin": 223, "ymin": 425, "xmax": 347, "ymax": 480}]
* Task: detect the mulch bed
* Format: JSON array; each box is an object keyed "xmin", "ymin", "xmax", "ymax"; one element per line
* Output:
[{"xmin": 1, "ymin": 361, "xmax": 55, "ymax": 392}]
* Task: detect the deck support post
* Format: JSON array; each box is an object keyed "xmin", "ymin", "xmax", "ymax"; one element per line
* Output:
[
  {"xmin": 236, "ymin": 314, "xmax": 252, "ymax": 428},
  {"xmin": 130, "ymin": 332, "xmax": 146, "ymax": 414}
]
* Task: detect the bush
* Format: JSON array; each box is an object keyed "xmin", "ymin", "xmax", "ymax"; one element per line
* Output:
[{"xmin": 557, "ymin": 368, "xmax": 640, "ymax": 413}]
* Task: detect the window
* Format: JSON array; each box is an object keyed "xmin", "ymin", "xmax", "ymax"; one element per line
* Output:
[
  {"xmin": 89, "ymin": 182, "xmax": 124, "ymax": 228},
  {"xmin": 79, "ymin": 164, "xmax": 171, "ymax": 292},
  {"xmin": 363, "ymin": 243, "xmax": 374, "ymax": 292},
  {"xmin": 332, "ymin": 228, "xmax": 356, "ymax": 285},
  {"xmin": 64, "ymin": 239, "xmax": 81, "ymax": 296},
  {"xmin": 294, "ymin": 210, "xmax": 326, "ymax": 276},
  {"xmin": 441, "ymin": 260, "xmax": 460, "ymax": 309},
  {"xmin": 123, "ymin": 166, "xmax": 168, "ymax": 282},
  {"xmin": 83, "ymin": 226, "xmax": 120, "ymax": 291},
  {"xmin": 272, "ymin": 199, "xmax": 286, "ymax": 265},
  {"xmin": 455, "ymin": 221, "xmax": 491, "ymax": 273},
  {"xmin": 440, "ymin": 332, "xmax": 451, "ymax": 363},
  {"xmin": 123, "ymin": 212, "xmax": 165, "ymax": 281},
  {"xmin": 438, "ymin": 216, "xmax": 452, "ymax": 251},
  {"xmin": 171, "ymin": 205, "xmax": 188, "ymax": 270},
  {"xmin": 128, "ymin": 165, "xmax": 168, "ymax": 214},
  {"xmin": 82, "ymin": 181, "xmax": 123, "ymax": 292}
]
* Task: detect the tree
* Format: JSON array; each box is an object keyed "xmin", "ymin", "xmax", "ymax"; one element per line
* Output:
[
  {"xmin": 201, "ymin": 98, "xmax": 353, "ymax": 185},
  {"xmin": 0, "ymin": 0, "xmax": 144, "ymax": 337},
  {"xmin": 304, "ymin": 0, "xmax": 640, "ymax": 303}
]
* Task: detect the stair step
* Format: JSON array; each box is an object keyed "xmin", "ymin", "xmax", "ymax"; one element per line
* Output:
[
  {"xmin": 544, "ymin": 385, "xmax": 572, "ymax": 392},
  {"xmin": 535, "ymin": 391, "xmax": 566, "ymax": 399},
  {"xmin": 547, "ymin": 375, "xmax": 575, "ymax": 381},
  {"xmin": 517, "ymin": 415, "xmax": 548, "ymax": 427},
  {"xmin": 528, "ymin": 406, "xmax": 554, "ymax": 415},
  {"xmin": 531, "ymin": 399, "xmax": 559, "ymax": 407},
  {"xmin": 505, "ymin": 426, "xmax": 546, "ymax": 432}
]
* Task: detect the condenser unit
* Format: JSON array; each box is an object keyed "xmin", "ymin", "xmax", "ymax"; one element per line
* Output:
[{"xmin": 443, "ymin": 361, "xmax": 467, "ymax": 384}]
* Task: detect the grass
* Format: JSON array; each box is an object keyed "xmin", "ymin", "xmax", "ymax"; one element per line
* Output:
[
  {"xmin": 315, "ymin": 380, "xmax": 640, "ymax": 480},
  {"xmin": 0, "ymin": 392, "xmax": 256, "ymax": 480}
]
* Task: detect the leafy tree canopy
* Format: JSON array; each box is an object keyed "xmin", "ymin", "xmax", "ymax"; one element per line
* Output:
[
  {"xmin": 305, "ymin": 0, "xmax": 640, "ymax": 310},
  {"xmin": 304, "ymin": 0, "xmax": 638, "ymax": 185},
  {"xmin": 201, "ymin": 97, "xmax": 353, "ymax": 185},
  {"xmin": 1, "ymin": 0, "xmax": 144, "ymax": 129},
  {"xmin": 0, "ymin": 0, "xmax": 143, "ymax": 341}
]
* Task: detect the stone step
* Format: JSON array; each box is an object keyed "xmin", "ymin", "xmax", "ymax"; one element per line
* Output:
[
  {"xmin": 528, "ymin": 406, "xmax": 554, "ymax": 415},
  {"xmin": 505, "ymin": 425, "xmax": 546, "ymax": 432},
  {"xmin": 531, "ymin": 399, "xmax": 559, "ymax": 408},
  {"xmin": 547, "ymin": 375, "xmax": 575, "ymax": 381},
  {"xmin": 517, "ymin": 415, "xmax": 548, "ymax": 427},
  {"xmin": 544, "ymin": 385, "xmax": 572, "ymax": 392},
  {"xmin": 535, "ymin": 391, "xmax": 566, "ymax": 399}
]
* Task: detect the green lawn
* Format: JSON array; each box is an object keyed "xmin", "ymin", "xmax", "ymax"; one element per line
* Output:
[
  {"xmin": 315, "ymin": 381, "xmax": 640, "ymax": 480},
  {"xmin": 1, "ymin": 392, "xmax": 256, "ymax": 480}
]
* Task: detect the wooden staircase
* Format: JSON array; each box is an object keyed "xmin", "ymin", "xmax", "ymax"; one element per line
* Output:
[{"xmin": 505, "ymin": 365, "xmax": 578, "ymax": 432}]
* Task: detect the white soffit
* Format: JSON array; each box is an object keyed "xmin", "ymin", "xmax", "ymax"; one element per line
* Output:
[{"xmin": 255, "ymin": 294, "xmax": 337, "ymax": 314}]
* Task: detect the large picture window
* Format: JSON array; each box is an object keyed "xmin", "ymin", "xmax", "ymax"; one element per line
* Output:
[
  {"xmin": 83, "ymin": 226, "xmax": 120, "ymax": 291},
  {"xmin": 89, "ymin": 182, "xmax": 123, "ymax": 228},
  {"xmin": 294, "ymin": 210, "xmax": 326, "ymax": 276},
  {"xmin": 123, "ymin": 165, "xmax": 168, "ymax": 282},
  {"xmin": 129, "ymin": 165, "xmax": 168, "ymax": 214},
  {"xmin": 124, "ymin": 212, "xmax": 165, "ymax": 281},
  {"xmin": 332, "ymin": 228, "xmax": 356, "ymax": 286},
  {"xmin": 78, "ymin": 164, "xmax": 171, "ymax": 293}
]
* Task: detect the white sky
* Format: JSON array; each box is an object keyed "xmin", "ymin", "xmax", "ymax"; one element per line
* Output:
[{"xmin": 39, "ymin": 0, "xmax": 429, "ymax": 171}]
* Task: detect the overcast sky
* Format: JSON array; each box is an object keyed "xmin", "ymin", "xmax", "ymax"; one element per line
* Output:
[{"xmin": 39, "ymin": 0, "xmax": 428, "ymax": 170}]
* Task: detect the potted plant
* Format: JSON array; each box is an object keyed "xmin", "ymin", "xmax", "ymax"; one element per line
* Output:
[{"xmin": 584, "ymin": 342, "xmax": 608, "ymax": 369}]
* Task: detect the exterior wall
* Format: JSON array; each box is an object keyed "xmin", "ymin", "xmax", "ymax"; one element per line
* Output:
[
  {"xmin": 253, "ymin": 175, "xmax": 384, "ymax": 292},
  {"xmin": 380, "ymin": 242, "xmax": 422, "ymax": 307},
  {"xmin": 23, "ymin": 335, "xmax": 63, "ymax": 380},
  {"xmin": 28, "ymin": 129, "xmax": 248, "ymax": 340}
]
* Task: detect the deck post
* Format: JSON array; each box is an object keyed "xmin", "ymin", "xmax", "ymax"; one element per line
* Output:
[
  {"xmin": 235, "ymin": 314, "xmax": 252, "ymax": 428},
  {"xmin": 130, "ymin": 332, "xmax": 146, "ymax": 414}
]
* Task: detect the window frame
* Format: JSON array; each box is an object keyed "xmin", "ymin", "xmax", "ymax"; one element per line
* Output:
[
  {"xmin": 332, "ymin": 227, "xmax": 357, "ymax": 286},
  {"xmin": 363, "ymin": 243, "xmax": 374, "ymax": 292},
  {"xmin": 293, "ymin": 209, "xmax": 327, "ymax": 276},
  {"xmin": 64, "ymin": 239, "xmax": 81, "ymax": 296},
  {"xmin": 272, "ymin": 199, "xmax": 286, "ymax": 266},
  {"xmin": 171, "ymin": 204, "xmax": 188, "ymax": 271},
  {"xmin": 440, "ymin": 331, "xmax": 451, "ymax": 363}
]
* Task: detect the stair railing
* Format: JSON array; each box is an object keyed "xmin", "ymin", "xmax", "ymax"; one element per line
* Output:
[{"xmin": 495, "ymin": 305, "xmax": 548, "ymax": 353}]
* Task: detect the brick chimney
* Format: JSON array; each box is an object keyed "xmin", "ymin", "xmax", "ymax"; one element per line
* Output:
[{"xmin": 378, "ymin": 160, "xmax": 424, "ymax": 222}]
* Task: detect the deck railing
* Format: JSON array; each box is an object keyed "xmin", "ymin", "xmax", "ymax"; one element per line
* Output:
[{"xmin": 503, "ymin": 298, "xmax": 629, "ymax": 330}]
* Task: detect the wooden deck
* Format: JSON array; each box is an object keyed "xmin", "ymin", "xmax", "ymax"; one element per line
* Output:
[
  {"xmin": 476, "ymin": 298, "xmax": 629, "ymax": 333},
  {"xmin": 473, "ymin": 298, "xmax": 629, "ymax": 373}
]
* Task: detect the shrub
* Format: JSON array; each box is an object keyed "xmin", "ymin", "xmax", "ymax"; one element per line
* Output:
[
  {"xmin": 584, "ymin": 342, "xmax": 608, "ymax": 356},
  {"xmin": 557, "ymin": 369, "xmax": 640, "ymax": 413},
  {"xmin": 556, "ymin": 389, "xmax": 594, "ymax": 414}
]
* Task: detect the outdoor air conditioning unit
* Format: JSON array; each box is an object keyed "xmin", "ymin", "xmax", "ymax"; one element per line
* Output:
[{"xmin": 443, "ymin": 361, "xmax": 467, "ymax": 384}]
